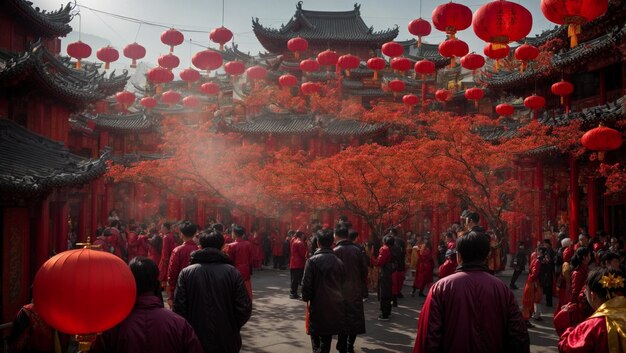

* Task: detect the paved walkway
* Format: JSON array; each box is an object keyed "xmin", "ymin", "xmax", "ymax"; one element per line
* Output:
[{"xmin": 240, "ymin": 268, "xmax": 559, "ymax": 353}]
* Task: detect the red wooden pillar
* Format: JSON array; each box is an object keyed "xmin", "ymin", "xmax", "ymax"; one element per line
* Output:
[
  {"xmin": 196, "ymin": 199, "xmax": 206, "ymax": 229},
  {"xmin": 135, "ymin": 183, "xmax": 145, "ymax": 223},
  {"xmin": 568, "ymin": 157, "xmax": 580, "ymax": 240},
  {"xmin": 2, "ymin": 208, "xmax": 30, "ymax": 324},
  {"xmin": 534, "ymin": 162, "xmax": 544, "ymax": 244},
  {"xmin": 179, "ymin": 197, "xmax": 186, "ymax": 220},
  {"xmin": 588, "ymin": 178, "xmax": 598, "ymax": 238},
  {"xmin": 167, "ymin": 196, "xmax": 181, "ymax": 220},
  {"xmin": 56, "ymin": 202, "xmax": 69, "ymax": 254},
  {"xmin": 36, "ymin": 197, "xmax": 50, "ymax": 269}
]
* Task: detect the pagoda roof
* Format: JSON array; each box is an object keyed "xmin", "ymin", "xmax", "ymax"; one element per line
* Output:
[
  {"xmin": 73, "ymin": 112, "xmax": 161, "ymax": 133},
  {"xmin": 401, "ymin": 40, "xmax": 450, "ymax": 69},
  {"xmin": 0, "ymin": 41, "xmax": 129, "ymax": 107},
  {"xmin": 0, "ymin": 118, "xmax": 108, "ymax": 195},
  {"xmin": 3, "ymin": 0, "xmax": 73, "ymax": 38},
  {"xmin": 252, "ymin": 2, "xmax": 398, "ymax": 53}
]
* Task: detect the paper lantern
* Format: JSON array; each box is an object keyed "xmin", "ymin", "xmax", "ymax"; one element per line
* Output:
[
  {"xmin": 381, "ymin": 42, "xmax": 404, "ymax": 58},
  {"xmin": 435, "ymin": 89, "xmax": 452, "ymax": 102},
  {"xmin": 473, "ymin": 1, "xmax": 533, "ymax": 48},
  {"xmin": 123, "ymin": 42, "xmax": 146, "ymax": 68},
  {"xmin": 581, "ymin": 125, "xmax": 623, "ymax": 161},
  {"xmin": 299, "ymin": 59, "xmax": 320, "ymax": 73},
  {"xmin": 514, "ymin": 44, "xmax": 539, "ymax": 74},
  {"xmin": 551, "ymin": 80, "xmax": 574, "ymax": 105},
  {"xmin": 161, "ymin": 28, "xmax": 184, "ymax": 52},
  {"xmin": 388, "ymin": 79, "xmax": 406, "ymax": 97},
  {"xmin": 432, "ymin": 2, "xmax": 473, "ymax": 39},
  {"xmin": 179, "ymin": 67, "xmax": 201, "ymax": 88},
  {"xmin": 287, "ymin": 37, "xmax": 309, "ymax": 59},
  {"xmin": 317, "ymin": 49, "xmax": 339, "ymax": 68},
  {"xmin": 403, "ymin": 94, "xmax": 419, "ymax": 108},
  {"xmin": 158, "ymin": 53, "xmax": 180, "ymax": 70},
  {"xmin": 147, "ymin": 66, "xmax": 174, "ymax": 94},
  {"xmin": 279, "ymin": 74, "xmax": 298, "ymax": 88},
  {"xmin": 390, "ymin": 57, "xmax": 412, "ymax": 73},
  {"xmin": 541, "ymin": 0, "xmax": 608, "ymax": 47},
  {"xmin": 337, "ymin": 54, "xmax": 360, "ymax": 77},
  {"xmin": 408, "ymin": 18, "xmax": 431, "ymax": 47},
  {"xmin": 438, "ymin": 38, "xmax": 469, "ymax": 67},
  {"xmin": 246, "ymin": 65, "xmax": 267, "ymax": 81},
  {"xmin": 182, "ymin": 95, "xmax": 200, "ymax": 108},
  {"xmin": 483, "ymin": 43, "xmax": 510, "ymax": 72},
  {"xmin": 495, "ymin": 103, "xmax": 515, "ymax": 117},
  {"xmin": 161, "ymin": 90, "xmax": 181, "ymax": 106},
  {"xmin": 140, "ymin": 97, "xmax": 157, "ymax": 110},
  {"xmin": 524, "ymin": 95, "xmax": 546, "ymax": 110},
  {"xmin": 461, "ymin": 53, "xmax": 485, "ymax": 71},
  {"xmin": 96, "ymin": 46, "xmax": 119, "ymax": 70},
  {"xmin": 66, "ymin": 41, "xmax": 92, "ymax": 69},
  {"xmin": 210, "ymin": 26, "xmax": 233, "ymax": 51},
  {"xmin": 115, "ymin": 90, "xmax": 136, "ymax": 110},
  {"xmin": 366, "ymin": 57, "xmax": 386, "ymax": 80},
  {"xmin": 200, "ymin": 82, "xmax": 220, "ymax": 96},
  {"xmin": 414, "ymin": 59, "xmax": 436, "ymax": 102},
  {"xmin": 192, "ymin": 50, "xmax": 223, "ymax": 72},
  {"xmin": 465, "ymin": 87, "xmax": 484, "ymax": 107},
  {"xmin": 224, "ymin": 61, "xmax": 246, "ymax": 77},
  {"xmin": 301, "ymin": 82, "xmax": 320, "ymax": 95}
]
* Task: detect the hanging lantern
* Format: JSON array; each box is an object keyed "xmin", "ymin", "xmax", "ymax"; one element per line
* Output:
[
  {"xmin": 123, "ymin": 42, "xmax": 146, "ymax": 69},
  {"xmin": 179, "ymin": 67, "xmax": 201, "ymax": 88},
  {"xmin": 403, "ymin": 94, "xmax": 419, "ymax": 111},
  {"xmin": 140, "ymin": 97, "xmax": 158, "ymax": 111},
  {"xmin": 279, "ymin": 74, "xmax": 298, "ymax": 89},
  {"xmin": 224, "ymin": 61, "xmax": 246, "ymax": 77},
  {"xmin": 495, "ymin": 103, "xmax": 515, "ymax": 117},
  {"xmin": 551, "ymin": 80, "xmax": 574, "ymax": 105},
  {"xmin": 514, "ymin": 44, "xmax": 539, "ymax": 74},
  {"xmin": 460, "ymin": 53, "xmax": 485, "ymax": 72},
  {"xmin": 192, "ymin": 50, "xmax": 223, "ymax": 73},
  {"xmin": 438, "ymin": 38, "xmax": 469, "ymax": 67},
  {"xmin": 210, "ymin": 26, "xmax": 233, "ymax": 51},
  {"xmin": 287, "ymin": 37, "xmax": 309, "ymax": 59},
  {"xmin": 337, "ymin": 54, "xmax": 360, "ymax": 77},
  {"xmin": 161, "ymin": 28, "xmax": 184, "ymax": 52},
  {"xmin": 96, "ymin": 46, "xmax": 119, "ymax": 70},
  {"xmin": 33, "ymin": 248, "xmax": 136, "ymax": 350},
  {"xmin": 472, "ymin": 0, "xmax": 533, "ymax": 49},
  {"xmin": 146, "ymin": 66, "xmax": 174, "ymax": 94},
  {"xmin": 541, "ymin": 0, "xmax": 608, "ymax": 47},
  {"xmin": 367, "ymin": 57, "xmax": 386, "ymax": 80},
  {"xmin": 435, "ymin": 89, "xmax": 452, "ymax": 102},
  {"xmin": 161, "ymin": 90, "xmax": 181, "ymax": 106},
  {"xmin": 381, "ymin": 42, "xmax": 404, "ymax": 58},
  {"xmin": 182, "ymin": 95, "xmax": 200, "ymax": 108},
  {"xmin": 432, "ymin": 2, "xmax": 473, "ymax": 39},
  {"xmin": 524, "ymin": 94, "xmax": 546, "ymax": 119},
  {"xmin": 246, "ymin": 65, "xmax": 267, "ymax": 81},
  {"xmin": 465, "ymin": 87, "xmax": 484, "ymax": 108},
  {"xmin": 388, "ymin": 79, "xmax": 406, "ymax": 97},
  {"xmin": 299, "ymin": 59, "xmax": 320, "ymax": 74},
  {"xmin": 390, "ymin": 57, "xmax": 412, "ymax": 73},
  {"xmin": 200, "ymin": 82, "xmax": 220, "ymax": 96},
  {"xmin": 67, "ymin": 41, "xmax": 92, "ymax": 69},
  {"xmin": 414, "ymin": 59, "xmax": 436, "ymax": 102},
  {"xmin": 408, "ymin": 18, "xmax": 432, "ymax": 48},
  {"xmin": 581, "ymin": 124, "xmax": 623, "ymax": 161},
  {"xmin": 301, "ymin": 82, "xmax": 320, "ymax": 95},
  {"xmin": 115, "ymin": 90, "xmax": 136, "ymax": 111},
  {"xmin": 483, "ymin": 43, "xmax": 510, "ymax": 72},
  {"xmin": 317, "ymin": 49, "xmax": 339, "ymax": 70},
  {"xmin": 158, "ymin": 53, "xmax": 180, "ymax": 71}
]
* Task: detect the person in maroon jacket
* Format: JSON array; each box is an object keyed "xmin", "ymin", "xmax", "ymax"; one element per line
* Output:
[
  {"xmin": 227, "ymin": 224, "xmax": 254, "ymax": 301},
  {"xmin": 289, "ymin": 230, "xmax": 308, "ymax": 299},
  {"xmin": 413, "ymin": 231, "xmax": 529, "ymax": 353},
  {"xmin": 167, "ymin": 221, "xmax": 199, "ymax": 305},
  {"xmin": 158, "ymin": 222, "xmax": 177, "ymax": 287},
  {"xmin": 437, "ymin": 249, "xmax": 457, "ymax": 280}
]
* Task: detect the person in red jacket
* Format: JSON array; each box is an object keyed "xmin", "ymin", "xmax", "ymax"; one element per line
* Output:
[
  {"xmin": 227, "ymin": 224, "xmax": 254, "ymax": 301},
  {"xmin": 375, "ymin": 235, "xmax": 395, "ymax": 320},
  {"xmin": 289, "ymin": 230, "xmax": 308, "ymax": 299},
  {"xmin": 522, "ymin": 246, "xmax": 542, "ymax": 327},
  {"xmin": 158, "ymin": 222, "xmax": 177, "ymax": 287},
  {"xmin": 167, "ymin": 221, "xmax": 199, "ymax": 305},
  {"xmin": 437, "ymin": 249, "xmax": 457, "ymax": 280},
  {"xmin": 412, "ymin": 242, "xmax": 434, "ymax": 297}
]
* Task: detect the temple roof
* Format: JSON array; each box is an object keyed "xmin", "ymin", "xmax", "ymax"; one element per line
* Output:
[
  {"xmin": 252, "ymin": 2, "xmax": 398, "ymax": 53},
  {"xmin": 0, "ymin": 118, "xmax": 108, "ymax": 195},
  {"xmin": 400, "ymin": 40, "xmax": 450, "ymax": 69},
  {"xmin": 3, "ymin": 0, "xmax": 73, "ymax": 38},
  {"xmin": 73, "ymin": 112, "xmax": 161, "ymax": 133}
]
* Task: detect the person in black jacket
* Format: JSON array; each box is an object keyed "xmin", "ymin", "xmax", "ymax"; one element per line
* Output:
[
  {"xmin": 334, "ymin": 223, "xmax": 368, "ymax": 353},
  {"xmin": 173, "ymin": 231, "xmax": 252, "ymax": 353},
  {"xmin": 538, "ymin": 239, "xmax": 556, "ymax": 307},
  {"xmin": 509, "ymin": 241, "xmax": 528, "ymax": 290},
  {"xmin": 302, "ymin": 228, "xmax": 347, "ymax": 353}
]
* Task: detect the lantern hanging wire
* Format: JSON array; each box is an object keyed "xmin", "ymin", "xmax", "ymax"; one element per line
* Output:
[{"xmin": 134, "ymin": 23, "xmax": 142, "ymax": 42}]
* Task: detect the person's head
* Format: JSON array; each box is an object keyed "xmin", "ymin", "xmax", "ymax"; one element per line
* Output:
[
  {"xmin": 585, "ymin": 268, "xmax": 625, "ymax": 310},
  {"xmin": 543, "ymin": 239, "xmax": 552, "ymax": 249},
  {"xmin": 212, "ymin": 223, "xmax": 224, "ymax": 234},
  {"xmin": 383, "ymin": 235, "xmax": 395, "ymax": 247},
  {"xmin": 179, "ymin": 221, "xmax": 198, "ymax": 239},
  {"xmin": 456, "ymin": 231, "xmax": 490, "ymax": 265},
  {"xmin": 109, "ymin": 209, "xmax": 118, "ymax": 217},
  {"xmin": 161, "ymin": 222, "xmax": 171, "ymax": 233},
  {"xmin": 199, "ymin": 231, "xmax": 224, "ymax": 249},
  {"xmin": 571, "ymin": 247, "xmax": 592, "ymax": 268},
  {"xmin": 445, "ymin": 249, "xmax": 456, "ymax": 260},
  {"xmin": 561, "ymin": 238, "xmax": 572, "ymax": 248},
  {"xmin": 232, "ymin": 224, "xmax": 245, "ymax": 238},
  {"xmin": 466, "ymin": 212, "xmax": 480, "ymax": 227},
  {"xmin": 348, "ymin": 229, "xmax": 359, "ymax": 242},
  {"xmin": 387, "ymin": 228, "xmax": 399, "ymax": 237},
  {"xmin": 579, "ymin": 234, "xmax": 589, "ymax": 246},
  {"xmin": 110, "ymin": 220, "xmax": 121, "ymax": 229},
  {"xmin": 334, "ymin": 223, "xmax": 349, "ymax": 240},
  {"xmin": 129, "ymin": 257, "xmax": 160, "ymax": 296},
  {"xmin": 518, "ymin": 241, "xmax": 525, "ymax": 250},
  {"xmin": 295, "ymin": 230, "xmax": 304, "ymax": 239},
  {"xmin": 316, "ymin": 228, "xmax": 334, "ymax": 248},
  {"xmin": 95, "ymin": 227, "xmax": 104, "ymax": 238},
  {"xmin": 602, "ymin": 252, "xmax": 621, "ymax": 270},
  {"xmin": 610, "ymin": 237, "xmax": 619, "ymax": 248},
  {"xmin": 445, "ymin": 232, "xmax": 454, "ymax": 241}
]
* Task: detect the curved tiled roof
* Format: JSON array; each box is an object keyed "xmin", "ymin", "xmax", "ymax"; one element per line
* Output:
[
  {"xmin": 4, "ymin": 0, "xmax": 73, "ymax": 38},
  {"xmin": 0, "ymin": 118, "xmax": 108, "ymax": 195},
  {"xmin": 76, "ymin": 112, "xmax": 160, "ymax": 133}
]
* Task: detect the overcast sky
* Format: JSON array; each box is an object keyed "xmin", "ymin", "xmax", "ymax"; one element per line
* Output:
[{"xmin": 32, "ymin": 0, "xmax": 556, "ymax": 73}]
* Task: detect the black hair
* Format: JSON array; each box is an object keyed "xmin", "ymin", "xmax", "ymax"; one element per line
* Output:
[
  {"xmin": 334, "ymin": 223, "xmax": 349, "ymax": 239},
  {"xmin": 387, "ymin": 228, "xmax": 399, "ymax": 237},
  {"xmin": 348, "ymin": 229, "xmax": 359, "ymax": 241},
  {"xmin": 456, "ymin": 232, "xmax": 490, "ymax": 263},
  {"xmin": 586, "ymin": 268, "xmax": 625, "ymax": 301},
  {"xmin": 212, "ymin": 223, "xmax": 224, "ymax": 233},
  {"xmin": 445, "ymin": 232, "xmax": 454, "ymax": 240},
  {"xmin": 571, "ymin": 247, "xmax": 591, "ymax": 269},
  {"xmin": 383, "ymin": 235, "xmax": 395, "ymax": 247},
  {"xmin": 95, "ymin": 227, "xmax": 104, "ymax": 237},
  {"xmin": 232, "ymin": 224, "xmax": 245, "ymax": 237},
  {"xmin": 129, "ymin": 257, "xmax": 160, "ymax": 295},
  {"xmin": 295, "ymin": 230, "xmax": 304, "ymax": 238},
  {"xmin": 103, "ymin": 228, "xmax": 113, "ymax": 236},
  {"xmin": 287, "ymin": 229, "xmax": 296, "ymax": 236},
  {"xmin": 180, "ymin": 221, "xmax": 198, "ymax": 238},
  {"xmin": 602, "ymin": 252, "xmax": 620, "ymax": 265},
  {"xmin": 162, "ymin": 222, "xmax": 172, "ymax": 231},
  {"xmin": 543, "ymin": 239, "xmax": 552, "ymax": 247},
  {"xmin": 467, "ymin": 212, "xmax": 480, "ymax": 224},
  {"xmin": 109, "ymin": 220, "xmax": 121, "ymax": 229},
  {"xmin": 199, "ymin": 231, "xmax": 224, "ymax": 249},
  {"xmin": 317, "ymin": 228, "xmax": 334, "ymax": 248}
]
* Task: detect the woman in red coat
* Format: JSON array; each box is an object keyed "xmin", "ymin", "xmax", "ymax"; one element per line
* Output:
[
  {"xmin": 554, "ymin": 247, "xmax": 593, "ymax": 335},
  {"xmin": 522, "ymin": 249, "xmax": 542, "ymax": 326},
  {"xmin": 413, "ymin": 242, "xmax": 434, "ymax": 297}
]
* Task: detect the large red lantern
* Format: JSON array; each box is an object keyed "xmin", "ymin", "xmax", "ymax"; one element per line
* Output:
[
  {"xmin": 388, "ymin": 79, "xmax": 406, "ymax": 97},
  {"xmin": 299, "ymin": 59, "xmax": 320, "ymax": 73},
  {"xmin": 390, "ymin": 57, "xmax": 412, "ymax": 73},
  {"xmin": 200, "ymin": 82, "xmax": 220, "ymax": 96},
  {"xmin": 438, "ymin": 38, "xmax": 469, "ymax": 67},
  {"xmin": 465, "ymin": 87, "xmax": 484, "ymax": 107},
  {"xmin": 514, "ymin": 44, "xmax": 539, "ymax": 74},
  {"xmin": 460, "ymin": 53, "xmax": 485, "ymax": 71},
  {"xmin": 381, "ymin": 42, "xmax": 404, "ymax": 58},
  {"xmin": 473, "ymin": 1, "xmax": 533, "ymax": 49},
  {"xmin": 408, "ymin": 18, "xmax": 431, "ymax": 48},
  {"xmin": 366, "ymin": 57, "xmax": 386, "ymax": 80},
  {"xmin": 279, "ymin": 74, "xmax": 298, "ymax": 88},
  {"xmin": 524, "ymin": 95, "xmax": 546, "ymax": 119},
  {"xmin": 495, "ymin": 103, "xmax": 515, "ymax": 117},
  {"xmin": 210, "ymin": 26, "xmax": 233, "ymax": 51},
  {"xmin": 182, "ymin": 95, "xmax": 200, "ymax": 108},
  {"xmin": 435, "ymin": 89, "xmax": 452, "ymax": 102},
  {"xmin": 140, "ymin": 97, "xmax": 158, "ymax": 110},
  {"xmin": 33, "ymin": 249, "xmax": 136, "ymax": 344},
  {"xmin": 123, "ymin": 42, "xmax": 146, "ymax": 69},
  {"xmin": 432, "ymin": 2, "xmax": 473, "ymax": 39},
  {"xmin": 115, "ymin": 90, "xmax": 136, "ymax": 110},
  {"xmin": 301, "ymin": 82, "xmax": 320, "ymax": 95},
  {"xmin": 147, "ymin": 66, "xmax": 174, "ymax": 93},
  {"xmin": 337, "ymin": 54, "xmax": 360, "ymax": 77},
  {"xmin": 403, "ymin": 94, "xmax": 419, "ymax": 111},
  {"xmin": 317, "ymin": 49, "xmax": 339, "ymax": 69},
  {"xmin": 224, "ymin": 61, "xmax": 246, "ymax": 77},
  {"xmin": 483, "ymin": 43, "xmax": 510, "ymax": 72},
  {"xmin": 192, "ymin": 50, "xmax": 223, "ymax": 72},
  {"xmin": 246, "ymin": 65, "xmax": 267, "ymax": 81},
  {"xmin": 541, "ymin": 0, "xmax": 608, "ymax": 47},
  {"xmin": 161, "ymin": 90, "xmax": 181, "ymax": 106},
  {"xmin": 414, "ymin": 59, "xmax": 435, "ymax": 102},
  {"xmin": 158, "ymin": 53, "xmax": 180, "ymax": 70},
  {"xmin": 161, "ymin": 28, "xmax": 184, "ymax": 52},
  {"xmin": 551, "ymin": 80, "xmax": 574, "ymax": 105},
  {"xmin": 180, "ymin": 67, "xmax": 201, "ymax": 88},
  {"xmin": 287, "ymin": 37, "xmax": 309, "ymax": 59},
  {"xmin": 96, "ymin": 46, "xmax": 119, "ymax": 70},
  {"xmin": 581, "ymin": 125, "xmax": 623, "ymax": 160},
  {"xmin": 67, "ymin": 41, "xmax": 92, "ymax": 69}
]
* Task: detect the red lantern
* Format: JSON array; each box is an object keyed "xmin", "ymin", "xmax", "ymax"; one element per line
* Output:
[
  {"xmin": 147, "ymin": 66, "xmax": 174, "ymax": 94},
  {"xmin": 495, "ymin": 103, "xmax": 515, "ymax": 117},
  {"xmin": 438, "ymin": 38, "xmax": 469, "ymax": 67},
  {"xmin": 210, "ymin": 26, "xmax": 233, "ymax": 51},
  {"xmin": 473, "ymin": 1, "xmax": 533, "ymax": 48},
  {"xmin": 299, "ymin": 59, "xmax": 320, "ymax": 73},
  {"xmin": 224, "ymin": 61, "xmax": 246, "ymax": 77},
  {"xmin": 96, "ymin": 46, "xmax": 119, "ymax": 70},
  {"xmin": 246, "ymin": 65, "xmax": 267, "ymax": 81},
  {"xmin": 541, "ymin": 0, "xmax": 608, "ymax": 47},
  {"xmin": 180, "ymin": 67, "xmax": 201, "ymax": 88},
  {"xmin": 382, "ymin": 42, "xmax": 404, "ymax": 58},
  {"xmin": 483, "ymin": 43, "xmax": 510, "ymax": 72},
  {"xmin": 161, "ymin": 28, "xmax": 184, "ymax": 52},
  {"xmin": 287, "ymin": 37, "xmax": 309, "ymax": 59},
  {"xmin": 67, "ymin": 41, "xmax": 92, "ymax": 69},
  {"xmin": 432, "ymin": 2, "xmax": 472, "ymax": 39},
  {"xmin": 390, "ymin": 57, "xmax": 412, "ymax": 73},
  {"xmin": 182, "ymin": 95, "xmax": 200, "ymax": 108},
  {"xmin": 192, "ymin": 50, "xmax": 223, "ymax": 72},
  {"xmin": 408, "ymin": 18, "xmax": 431, "ymax": 47},
  {"xmin": 514, "ymin": 44, "xmax": 539, "ymax": 74},
  {"xmin": 388, "ymin": 79, "xmax": 406, "ymax": 96},
  {"xmin": 337, "ymin": 54, "xmax": 360, "ymax": 77},
  {"xmin": 33, "ymin": 249, "xmax": 136, "ymax": 337},
  {"xmin": 414, "ymin": 59, "xmax": 435, "ymax": 102},
  {"xmin": 317, "ymin": 50, "xmax": 339, "ymax": 68},
  {"xmin": 435, "ymin": 89, "xmax": 452, "ymax": 102},
  {"xmin": 301, "ymin": 82, "xmax": 320, "ymax": 95},
  {"xmin": 551, "ymin": 80, "xmax": 574, "ymax": 105},
  {"xmin": 581, "ymin": 124, "xmax": 623, "ymax": 160},
  {"xmin": 403, "ymin": 94, "xmax": 419, "ymax": 108},
  {"xmin": 115, "ymin": 90, "xmax": 136, "ymax": 110},
  {"xmin": 461, "ymin": 53, "xmax": 485, "ymax": 71},
  {"xmin": 524, "ymin": 95, "xmax": 546, "ymax": 119},
  {"xmin": 161, "ymin": 90, "xmax": 181, "ymax": 106},
  {"xmin": 465, "ymin": 87, "xmax": 484, "ymax": 107},
  {"xmin": 140, "ymin": 97, "xmax": 158, "ymax": 110},
  {"xmin": 367, "ymin": 57, "xmax": 386, "ymax": 80},
  {"xmin": 200, "ymin": 82, "xmax": 220, "ymax": 96},
  {"xmin": 279, "ymin": 74, "xmax": 298, "ymax": 88},
  {"xmin": 123, "ymin": 42, "xmax": 146, "ymax": 68},
  {"xmin": 158, "ymin": 53, "xmax": 180, "ymax": 70}
]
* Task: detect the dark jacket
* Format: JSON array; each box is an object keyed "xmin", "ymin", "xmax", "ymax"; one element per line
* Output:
[
  {"xmin": 302, "ymin": 248, "xmax": 347, "ymax": 336},
  {"xmin": 334, "ymin": 240, "xmax": 367, "ymax": 335},
  {"xmin": 173, "ymin": 248, "xmax": 252, "ymax": 353},
  {"xmin": 94, "ymin": 295, "xmax": 203, "ymax": 353},
  {"xmin": 538, "ymin": 247, "xmax": 555, "ymax": 288},
  {"xmin": 414, "ymin": 263, "xmax": 529, "ymax": 353}
]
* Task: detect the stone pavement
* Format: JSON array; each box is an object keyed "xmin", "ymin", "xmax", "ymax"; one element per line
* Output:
[{"xmin": 240, "ymin": 268, "xmax": 560, "ymax": 353}]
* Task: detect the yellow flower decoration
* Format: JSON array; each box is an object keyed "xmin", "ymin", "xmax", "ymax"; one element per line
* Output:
[{"xmin": 599, "ymin": 273, "xmax": 625, "ymax": 290}]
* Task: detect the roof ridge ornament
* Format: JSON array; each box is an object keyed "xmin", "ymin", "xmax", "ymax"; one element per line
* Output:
[
  {"xmin": 297, "ymin": 1, "xmax": 303, "ymax": 11},
  {"xmin": 354, "ymin": 3, "xmax": 361, "ymax": 14}
]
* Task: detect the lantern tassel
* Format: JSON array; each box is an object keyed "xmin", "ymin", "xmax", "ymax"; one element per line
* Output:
[
  {"xmin": 449, "ymin": 57, "xmax": 456, "ymax": 68},
  {"xmin": 598, "ymin": 151, "xmax": 605, "ymax": 161},
  {"xmin": 568, "ymin": 24, "xmax": 581, "ymax": 48},
  {"xmin": 131, "ymin": 59, "xmax": 137, "ymax": 69},
  {"xmin": 520, "ymin": 62, "xmax": 526, "ymax": 75},
  {"xmin": 295, "ymin": 52, "xmax": 300, "ymax": 60},
  {"xmin": 170, "ymin": 45, "xmax": 174, "ymax": 53},
  {"xmin": 156, "ymin": 84, "xmax": 162, "ymax": 95},
  {"xmin": 560, "ymin": 96, "xmax": 564, "ymax": 105},
  {"xmin": 495, "ymin": 60, "xmax": 499, "ymax": 73},
  {"xmin": 474, "ymin": 100, "xmax": 478, "ymax": 108},
  {"xmin": 76, "ymin": 60, "xmax": 82, "ymax": 70},
  {"xmin": 345, "ymin": 69, "xmax": 351, "ymax": 77},
  {"xmin": 219, "ymin": 44, "xmax": 224, "ymax": 51},
  {"xmin": 104, "ymin": 62, "xmax": 110, "ymax": 70},
  {"xmin": 373, "ymin": 70, "xmax": 378, "ymax": 81},
  {"xmin": 418, "ymin": 37, "xmax": 422, "ymax": 48}
]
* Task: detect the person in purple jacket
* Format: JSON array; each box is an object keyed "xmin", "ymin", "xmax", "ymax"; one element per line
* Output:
[{"xmin": 93, "ymin": 257, "xmax": 203, "ymax": 353}]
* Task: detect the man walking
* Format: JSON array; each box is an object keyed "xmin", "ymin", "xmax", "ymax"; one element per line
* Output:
[
  {"xmin": 227, "ymin": 224, "xmax": 254, "ymax": 301},
  {"xmin": 289, "ymin": 230, "xmax": 308, "ymax": 299},
  {"xmin": 167, "ymin": 221, "xmax": 199, "ymax": 305}
]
